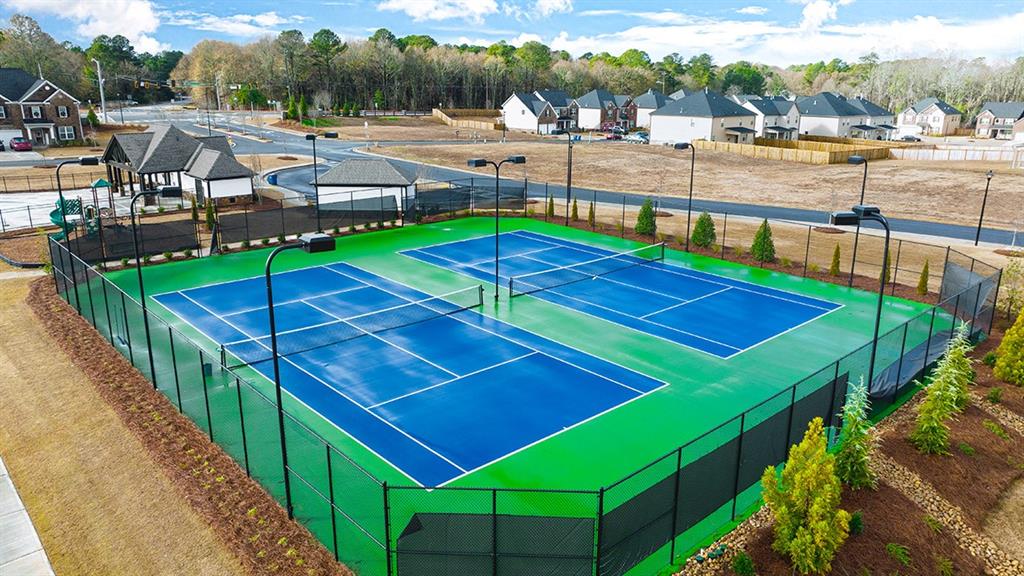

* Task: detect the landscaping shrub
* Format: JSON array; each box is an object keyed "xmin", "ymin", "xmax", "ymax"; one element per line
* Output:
[
  {"xmin": 731, "ymin": 551, "xmax": 755, "ymax": 576},
  {"xmin": 546, "ymin": 196, "xmax": 555, "ymax": 218},
  {"xmin": 986, "ymin": 387, "xmax": 1003, "ymax": 404},
  {"xmin": 183, "ymin": 248, "xmax": 192, "ymax": 258},
  {"xmin": 848, "ymin": 511, "xmax": 863, "ymax": 535},
  {"xmin": 983, "ymin": 419, "xmax": 1010, "ymax": 440},
  {"xmin": 944, "ymin": 323, "xmax": 975, "ymax": 411},
  {"xmin": 635, "ymin": 198, "xmax": 656, "ymax": 236},
  {"xmin": 750, "ymin": 219, "xmax": 775, "ymax": 263},
  {"xmin": 761, "ymin": 418, "xmax": 850, "ymax": 575},
  {"xmin": 835, "ymin": 379, "xmax": 877, "ymax": 489},
  {"xmin": 994, "ymin": 310, "xmax": 1024, "ymax": 386},
  {"xmin": 936, "ymin": 555, "xmax": 954, "ymax": 576},
  {"xmin": 829, "ymin": 243, "xmax": 841, "ymax": 276},
  {"xmin": 983, "ymin": 351, "xmax": 997, "ymax": 367},
  {"xmin": 880, "ymin": 249, "xmax": 892, "ymax": 283},
  {"xmin": 917, "ymin": 260, "xmax": 929, "ymax": 295},
  {"xmin": 571, "ymin": 198, "xmax": 578, "ymax": 221},
  {"xmin": 886, "ymin": 543, "xmax": 911, "ymax": 566},
  {"xmin": 204, "ymin": 201, "xmax": 216, "ymax": 231},
  {"xmin": 120, "ymin": 257, "xmax": 129, "ymax": 267},
  {"xmin": 588, "ymin": 201, "xmax": 595, "ymax": 227},
  {"xmin": 691, "ymin": 211, "xmax": 716, "ymax": 248},
  {"xmin": 910, "ymin": 375, "xmax": 956, "ymax": 455},
  {"xmin": 162, "ymin": 251, "xmax": 173, "ymax": 261},
  {"xmin": 190, "ymin": 196, "xmax": 199, "ymax": 223},
  {"xmin": 923, "ymin": 515, "xmax": 942, "ymax": 533},
  {"xmin": 957, "ymin": 442, "xmax": 976, "ymax": 456}
]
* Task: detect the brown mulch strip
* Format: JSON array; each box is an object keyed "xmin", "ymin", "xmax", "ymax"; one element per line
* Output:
[
  {"xmin": 26, "ymin": 277, "xmax": 350, "ymax": 576},
  {"xmin": 881, "ymin": 403, "xmax": 1024, "ymax": 531},
  {"xmin": 971, "ymin": 320, "xmax": 1024, "ymax": 418},
  {"xmin": 0, "ymin": 232, "xmax": 48, "ymax": 265},
  {"xmin": 813, "ymin": 226, "xmax": 845, "ymax": 234},
  {"xmin": 994, "ymin": 249, "xmax": 1024, "ymax": 258},
  {"xmin": 730, "ymin": 481, "xmax": 987, "ymax": 576}
]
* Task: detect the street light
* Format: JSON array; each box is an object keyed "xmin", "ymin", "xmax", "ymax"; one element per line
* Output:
[
  {"xmin": 306, "ymin": 132, "xmax": 339, "ymax": 232},
  {"xmin": 564, "ymin": 134, "xmax": 574, "ymax": 225},
  {"xmin": 130, "ymin": 187, "xmax": 165, "ymax": 388},
  {"xmin": 467, "ymin": 155, "xmax": 527, "ymax": 299},
  {"xmin": 831, "ymin": 205, "xmax": 890, "ymax": 391},
  {"xmin": 56, "ymin": 157, "xmax": 101, "ymax": 314},
  {"xmin": 265, "ymin": 233, "xmax": 336, "ymax": 519},
  {"xmin": 975, "ymin": 170, "xmax": 994, "ymax": 246},
  {"xmin": 673, "ymin": 142, "xmax": 697, "ymax": 251},
  {"xmin": 846, "ymin": 155, "xmax": 868, "ymax": 286}
]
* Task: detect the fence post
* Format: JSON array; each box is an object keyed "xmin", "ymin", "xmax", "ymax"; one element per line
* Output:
[
  {"xmin": 620, "ymin": 196, "xmax": 625, "ymax": 237},
  {"xmin": 198, "ymin": 350, "xmax": 214, "ymax": 441},
  {"xmin": 891, "ymin": 240, "xmax": 903, "ymax": 294},
  {"xmin": 922, "ymin": 307, "xmax": 938, "ymax": 368},
  {"xmin": 383, "ymin": 482, "xmax": 393, "ymax": 576},
  {"xmin": 27, "ymin": 205, "xmax": 34, "ymax": 228},
  {"xmin": 236, "ymin": 377, "xmax": 250, "ymax": 476},
  {"xmin": 802, "ymin": 225, "xmax": 811, "ymax": 276},
  {"xmin": 121, "ymin": 291, "xmax": 134, "ymax": 366},
  {"xmin": 0, "ymin": 208, "xmax": 4, "ymax": 233},
  {"xmin": 169, "ymin": 327, "xmax": 183, "ymax": 412},
  {"xmin": 940, "ymin": 246, "xmax": 951, "ymax": 294},
  {"xmin": 350, "ymin": 190, "xmax": 356, "ymax": 231},
  {"xmin": 491, "ymin": 489, "xmax": 499, "ymax": 576},
  {"xmin": 784, "ymin": 384, "xmax": 797, "ymax": 451},
  {"xmin": 730, "ymin": 413, "xmax": 746, "ymax": 520},
  {"xmin": 949, "ymin": 294, "xmax": 961, "ymax": 338},
  {"xmin": 101, "ymin": 280, "xmax": 114, "ymax": 344},
  {"xmin": 668, "ymin": 447, "xmax": 683, "ymax": 562},
  {"xmin": 989, "ymin": 270, "xmax": 1003, "ymax": 333},
  {"xmin": 326, "ymin": 446, "xmax": 339, "ymax": 562},
  {"xmin": 592, "ymin": 190, "xmax": 597, "ymax": 231},
  {"xmin": 721, "ymin": 213, "xmax": 728, "ymax": 259},
  {"xmin": 83, "ymin": 266, "xmax": 97, "ymax": 326},
  {"xmin": 891, "ymin": 323, "xmax": 909, "ymax": 405},
  {"xmin": 970, "ymin": 282, "xmax": 984, "ymax": 337},
  {"xmin": 595, "ymin": 487, "xmax": 605, "ymax": 576},
  {"xmin": 243, "ymin": 204, "xmax": 251, "ymax": 244},
  {"xmin": 379, "ymin": 187, "xmax": 384, "ymax": 225}
]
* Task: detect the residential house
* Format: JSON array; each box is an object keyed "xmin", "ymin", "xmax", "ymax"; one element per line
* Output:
[
  {"xmin": 571, "ymin": 89, "xmax": 634, "ymax": 131},
  {"xmin": 649, "ymin": 88, "xmax": 757, "ymax": 145},
  {"xmin": 500, "ymin": 92, "xmax": 557, "ymax": 134},
  {"xmin": 975, "ymin": 102, "xmax": 1024, "ymax": 139},
  {"xmin": 898, "ymin": 97, "xmax": 962, "ymax": 136},
  {"xmin": 632, "ymin": 89, "xmax": 672, "ymax": 129},
  {"xmin": 317, "ymin": 158, "xmax": 417, "ymax": 218},
  {"xmin": 184, "ymin": 146, "xmax": 254, "ymax": 206},
  {"xmin": 534, "ymin": 89, "xmax": 574, "ymax": 130},
  {"xmin": 1015, "ymin": 117, "xmax": 1024, "ymax": 143},
  {"xmin": 732, "ymin": 96, "xmax": 800, "ymax": 140},
  {"xmin": 101, "ymin": 124, "xmax": 239, "ymax": 200},
  {"xmin": 668, "ymin": 88, "xmax": 689, "ymax": 101},
  {"xmin": 0, "ymin": 68, "xmax": 84, "ymax": 148},
  {"xmin": 796, "ymin": 92, "xmax": 894, "ymax": 139}
]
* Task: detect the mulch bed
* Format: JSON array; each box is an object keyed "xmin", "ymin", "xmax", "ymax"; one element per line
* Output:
[
  {"xmin": 971, "ymin": 320, "xmax": 1024, "ymax": 418},
  {"xmin": 727, "ymin": 481, "xmax": 987, "ymax": 576},
  {"xmin": 0, "ymin": 231, "xmax": 48, "ymax": 265},
  {"xmin": 881, "ymin": 403, "xmax": 1024, "ymax": 531},
  {"xmin": 26, "ymin": 278, "xmax": 350, "ymax": 576}
]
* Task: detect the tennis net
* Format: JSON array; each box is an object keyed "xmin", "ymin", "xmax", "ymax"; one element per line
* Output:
[
  {"xmin": 508, "ymin": 242, "xmax": 665, "ymax": 297},
  {"xmin": 220, "ymin": 285, "xmax": 484, "ymax": 369}
]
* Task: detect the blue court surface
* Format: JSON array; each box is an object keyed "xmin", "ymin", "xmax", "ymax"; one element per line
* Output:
[
  {"xmin": 402, "ymin": 230, "xmax": 842, "ymax": 359},
  {"xmin": 152, "ymin": 262, "xmax": 665, "ymax": 487}
]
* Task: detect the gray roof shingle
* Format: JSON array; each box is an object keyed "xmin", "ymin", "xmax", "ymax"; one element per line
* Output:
[
  {"xmin": 633, "ymin": 89, "xmax": 670, "ymax": 110},
  {"xmin": 575, "ymin": 89, "xmax": 618, "ymax": 109},
  {"xmin": 506, "ymin": 92, "xmax": 552, "ymax": 117},
  {"xmin": 185, "ymin": 148, "xmax": 252, "ymax": 180},
  {"xmin": 651, "ymin": 89, "xmax": 755, "ymax": 118},
  {"xmin": 318, "ymin": 158, "xmax": 417, "ymax": 187},
  {"xmin": 796, "ymin": 92, "xmax": 864, "ymax": 117},
  {"xmin": 534, "ymin": 89, "xmax": 571, "ymax": 108},
  {"xmin": 908, "ymin": 97, "xmax": 961, "ymax": 115},
  {"xmin": 847, "ymin": 97, "xmax": 893, "ymax": 117},
  {"xmin": 0, "ymin": 68, "xmax": 40, "ymax": 101},
  {"xmin": 980, "ymin": 101, "xmax": 1024, "ymax": 120}
]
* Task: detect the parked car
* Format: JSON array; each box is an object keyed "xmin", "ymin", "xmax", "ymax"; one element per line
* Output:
[
  {"xmin": 605, "ymin": 132, "xmax": 623, "ymax": 140},
  {"xmin": 549, "ymin": 128, "xmax": 567, "ymax": 136},
  {"xmin": 611, "ymin": 126, "xmax": 626, "ymax": 135},
  {"xmin": 624, "ymin": 133, "xmax": 649, "ymax": 144},
  {"xmin": 899, "ymin": 135, "xmax": 922, "ymax": 142},
  {"xmin": 9, "ymin": 137, "xmax": 32, "ymax": 151},
  {"xmin": 0, "ymin": 141, "xmax": 5, "ymax": 152}
]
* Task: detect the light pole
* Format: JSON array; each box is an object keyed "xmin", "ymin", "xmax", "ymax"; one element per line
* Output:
[
  {"xmin": 832, "ymin": 205, "xmax": 890, "ymax": 391},
  {"xmin": 305, "ymin": 132, "xmax": 338, "ymax": 232},
  {"xmin": 56, "ymin": 157, "xmax": 100, "ymax": 313},
  {"xmin": 130, "ymin": 188, "xmax": 164, "ymax": 387},
  {"xmin": 564, "ymin": 134, "xmax": 574, "ymax": 225},
  {"xmin": 673, "ymin": 142, "xmax": 696, "ymax": 251},
  {"xmin": 975, "ymin": 170, "xmax": 994, "ymax": 246},
  {"xmin": 92, "ymin": 59, "xmax": 107, "ymax": 123},
  {"xmin": 265, "ymin": 233, "xmax": 336, "ymax": 518},
  {"xmin": 467, "ymin": 155, "xmax": 527, "ymax": 299},
  {"xmin": 846, "ymin": 155, "xmax": 868, "ymax": 286}
]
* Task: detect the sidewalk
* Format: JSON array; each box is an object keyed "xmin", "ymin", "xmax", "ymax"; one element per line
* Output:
[{"xmin": 0, "ymin": 456, "xmax": 54, "ymax": 576}]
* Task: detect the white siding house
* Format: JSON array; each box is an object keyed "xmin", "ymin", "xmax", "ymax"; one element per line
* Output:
[
  {"xmin": 632, "ymin": 89, "xmax": 671, "ymax": 129},
  {"xmin": 650, "ymin": 89, "xmax": 757, "ymax": 145},
  {"xmin": 797, "ymin": 92, "xmax": 894, "ymax": 139},
  {"xmin": 734, "ymin": 97, "xmax": 799, "ymax": 140},
  {"xmin": 501, "ymin": 92, "xmax": 557, "ymax": 134},
  {"xmin": 317, "ymin": 158, "xmax": 416, "ymax": 218},
  {"xmin": 897, "ymin": 98, "xmax": 962, "ymax": 136}
]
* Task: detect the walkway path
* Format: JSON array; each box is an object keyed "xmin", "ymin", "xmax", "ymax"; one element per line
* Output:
[{"xmin": 0, "ymin": 455, "xmax": 54, "ymax": 576}]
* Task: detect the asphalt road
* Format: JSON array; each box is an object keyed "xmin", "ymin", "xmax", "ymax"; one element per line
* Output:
[{"xmin": 35, "ymin": 104, "xmax": 1023, "ymax": 245}]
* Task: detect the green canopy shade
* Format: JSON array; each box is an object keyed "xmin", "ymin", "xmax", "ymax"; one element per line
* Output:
[{"xmin": 90, "ymin": 178, "xmax": 111, "ymax": 188}]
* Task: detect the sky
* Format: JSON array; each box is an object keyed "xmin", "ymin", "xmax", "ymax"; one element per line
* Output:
[{"xmin": 2, "ymin": 0, "xmax": 1023, "ymax": 67}]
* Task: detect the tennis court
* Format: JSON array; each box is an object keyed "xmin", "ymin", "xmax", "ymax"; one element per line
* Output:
[
  {"xmin": 402, "ymin": 230, "xmax": 842, "ymax": 358},
  {"xmin": 152, "ymin": 261, "xmax": 665, "ymax": 487}
]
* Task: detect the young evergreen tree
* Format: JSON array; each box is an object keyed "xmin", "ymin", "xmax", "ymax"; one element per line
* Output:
[
  {"xmin": 204, "ymin": 200, "xmax": 216, "ymax": 231},
  {"xmin": 190, "ymin": 195, "xmax": 199, "ymax": 223},
  {"xmin": 917, "ymin": 260, "xmax": 930, "ymax": 296},
  {"xmin": 829, "ymin": 243, "xmax": 841, "ymax": 276},
  {"xmin": 298, "ymin": 94, "xmax": 308, "ymax": 120},
  {"xmin": 86, "ymin": 106, "xmax": 100, "ymax": 127},
  {"xmin": 286, "ymin": 95, "xmax": 297, "ymax": 120},
  {"xmin": 762, "ymin": 418, "xmax": 851, "ymax": 574},
  {"xmin": 546, "ymin": 196, "xmax": 555, "ymax": 218},
  {"xmin": 690, "ymin": 211, "xmax": 717, "ymax": 248},
  {"xmin": 571, "ymin": 198, "xmax": 579, "ymax": 221},
  {"xmin": 994, "ymin": 310, "xmax": 1024, "ymax": 386},
  {"xmin": 835, "ymin": 379, "xmax": 877, "ymax": 489},
  {"xmin": 635, "ymin": 198, "xmax": 656, "ymax": 236},
  {"xmin": 587, "ymin": 201, "xmax": 595, "ymax": 228},
  {"xmin": 751, "ymin": 219, "xmax": 776, "ymax": 262},
  {"xmin": 944, "ymin": 323, "xmax": 974, "ymax": 411},
  {"xmin": 910, "ymin": 333, "xmax": 968, "ymax": 454},
  {"xmin": 881, "ymin": 249, "xmax": 892, "ymax": 283},
  {"xmin": 352, "ymin": 104, "xmax": 361, "ymax": 117}
]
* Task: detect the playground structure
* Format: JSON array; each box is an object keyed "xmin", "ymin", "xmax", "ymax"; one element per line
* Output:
[{"xmin": 48, "ymin": 178, "xmax": 126, "ymax": 243}]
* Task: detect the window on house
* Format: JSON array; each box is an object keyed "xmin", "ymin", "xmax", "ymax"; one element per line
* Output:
[
  {"xmin": 58, "ymin": 126, "xmax": 75, "ymax": 140},
  {"xmin": 0, "ymin": 107, "xmax": 5, "ymax": 120},
  {"xmin": 58, "ymin": 106, "xmax": 68, "ymax": 118},
  {"xmin": 31, "ymin": 106, "xmax": 41, "ymax": 119}
]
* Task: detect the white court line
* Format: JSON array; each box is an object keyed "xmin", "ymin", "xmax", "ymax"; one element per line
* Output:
[
  {"xmin": 639, "ymin": 287, "xmax": 733, "ymax": 319},
  {"xmin": 222, "ymin": 284, "xmax": 371, "ymax": 318},
  {"xmin": 367, "ymin": 352, "xmax": 538, "ymax": 410},
  {"xmin": 517, "ymin": 252, "xmax": 689, "ymax": 302},
  {"xmin": 176, "ymin": 287, "xmax": 470, "ymax": 475}
]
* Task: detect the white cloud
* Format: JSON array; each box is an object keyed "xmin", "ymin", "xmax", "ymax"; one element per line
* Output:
[
  {"xmin": 737, "ymin": 6, "xmax": 769, "ymax": 15},
  {"xmin": 535, "ymin": 0, "xmax": 572, "ymax": 17},
  {"xmin": 163, "ymin": 10, "xmax": 306, "ymax": 37},
  {"xmin": 1, "ymin": 0, "xmax": 167, "ymax": 52},
  {"xmin": 798, "ymin": 0, "xmax": 854, "ymax": 31},
  {"xmin": 377, "ymin": 0, "xmax": 499, "ymax": 24},
  {"xmin": 578, "ymin": 9, "xmax": 623, "ymax": 17}
]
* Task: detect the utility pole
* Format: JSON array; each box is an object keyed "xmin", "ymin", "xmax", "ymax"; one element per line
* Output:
[
  {"xmin": 92, "ymin": 58, "xmax": 107, "ymax": 123},
  {"xmin": 215, "ymin": 73, "xmax": 223, "ymax": 111}
]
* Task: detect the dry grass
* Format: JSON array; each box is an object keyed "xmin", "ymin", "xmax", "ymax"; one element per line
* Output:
[
  {"xmin": 272, "ymin": 116, "xmax": 543, "ymax": 142},
  {"xmin": 985, "ymin": 478, "xmax": 1024, "ymax": 559},
  {"xmin": 0, "ymin": 278, "xmax": 246, "ymax": 576},
  {"xmin": 40, "ymin": 124, "xmax": 148, "ymax": 158},
  {"xmin": 376, "ymin": 142, "xmax": 1024, "ymax": 229},
  {"xmin": 236, "ymin": 153, "xmax": 314, "ymax": 173}
]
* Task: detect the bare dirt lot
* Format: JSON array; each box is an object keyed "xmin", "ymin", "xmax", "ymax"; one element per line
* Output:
[
  {"xmin": 272, "ymin": 116, "xmax": 544, "ymax": 142},
  {"xmin": 375, "ymin": 142, "xmax": 1024, "ymax": 229}
]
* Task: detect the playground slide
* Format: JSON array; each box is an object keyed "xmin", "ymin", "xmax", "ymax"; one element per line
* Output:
[{"xmin": 49, "ymin": 208, "xmax": 75, "ymax": 241}]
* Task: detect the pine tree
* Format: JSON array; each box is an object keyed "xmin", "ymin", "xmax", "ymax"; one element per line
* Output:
[
  {"xmin": 829, "ymin": 243, "xmax": 841, "ymax": 276},
  {"xmin": 635, "ymin": 198, "xmax": 656, "ymax": 236},
  {"xmin": 571, "ymin": 198, "xmax": 579, "ymax": 221},
  {"xmin": 994, "ymin": 310, "xmax": 1024, "ymax": 386},
  {"xmin": 943, "ymin": 323, "xmax": 974, "ymax": 411},
  {"xmin": 751, "ymin": 219, "xmax": 776, "ymax": 262},
  {"xmin": 546, "ymin": 196, "xmax": 555, "ymax": 218},
  {"xmin": 910, "ymin": 373, "xmax": 955, "ymax": 454},
  {"xmin": 690, "ymin": 211, "xmax": 716, "ymax": 248},
  {"xmin": 190, "ymin": 195, "xmax": 199, "ymax": 223},
  {"xmin": 86, "ymin": 106, "xmax": 100, "ymax": 127},
  {"xmin": 880, "ymin": 249, "xmax": 892, "ymax": 283},
  {"xmin": 917, "ymin": 260, "xmax": 930, "ymax": 296},
  {"xmin": 341, "ymin": 102, "xmax": 351, "ymax": 117},
  {"xmin": 835, "ymin": 379, "xmax": 877, "ymax": 489},
  {"xmin": 204, "ymin": 200, "xmax": 216, "ymax": 231},
  {"xmin": 286, "ymin": 95, "xmax": 297, "ymax": 121},
  {"xmin": 762, "ymin": 418, "xmax": 851, "ymax": 574},
  {"xmin": 298, "ymin": 94, "xmax": 308, "ymax": 120},
  {"xmin": 587, "ymin": 201, "xmax": 595, "ymax": 228},
  {"xmin": 352, "ymin": 104, "xmax": 361, "ymax": 117}
]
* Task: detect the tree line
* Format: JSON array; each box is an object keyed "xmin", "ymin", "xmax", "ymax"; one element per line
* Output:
[{"xmin": 2, "ymin": 15, "xmax": 1023, "ymax": 119}]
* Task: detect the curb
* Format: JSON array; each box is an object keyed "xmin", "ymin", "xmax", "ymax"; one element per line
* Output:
[{"xmin": 0, "ymin": 250, "xmax": 44, "ymax": 269}]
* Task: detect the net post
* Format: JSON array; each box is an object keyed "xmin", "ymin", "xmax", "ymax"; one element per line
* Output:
[
  {"xmin": 169, "ymin": 326, "xmax": 183, "ymax": 412},
  {"xmin": 479, "ymin": 284, "xmax": 485, "ymax": 307},
  {"xmin": 326, "ymin": 446, "xmax": 339, "ymax": 561},
  {"xmin": 802, "ymin": 225, "xmax": 811, "ymax": 277},
  {"xmin": 730, "ymin": 412, "xmax": 746, "ymax": 520},
  {"xmin": 659, "ymin": 241, "xmax": 665, "ymax": 261},
  {"xmin": 121, "ymin": 291, "xmax": 135, "ymax": 366},
  {"xmin": 989, "ymin": 269, "xmax": 1002, "ymax": 333},
  {"xmin": 594, "ymin": 487, "xmax": 605, "ymax": 576},
  {"xmin": 491, "ymin": 488, "xmax": 498, "ymax": 576},
  {"xmin": 507, "ymin": 276, "xmax": 514, "ymax": 298},
  {"xmin": 721, "ymin": 213, "xmax": 728, "ymax": 259},
  {"xmin": 220, "ymin": 344, "xmax": 227, "ymax": 367},
  {"xmin": 198, "ymin": 350, "xmax": 214, "ymax": 441},
  {"xmin": 237, "ymin": 377, "xmax": 250, "ymax": 476},
  {"xmin": 668, "ymin": 446, "xmax": 682, "ymax": 563},
  {"xmin": 383, "ymin": 481, "xmax": 393, "ymax": 576},
  {"xmin": 892, "ymin": 322, "xmax": 909, "ymax": 406},
  {"xmin": 891, "ymin": 239, "xmax": 903, "ymax": 294}
]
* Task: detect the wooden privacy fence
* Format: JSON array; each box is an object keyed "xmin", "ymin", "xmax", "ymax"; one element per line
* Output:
[
  {"xmin": 798, "ymin": 134, "xmax": 914, "ymax": 149},
  {"xmin": 891, "ymin": 146, "xmax": 1022, "ymax": 162},
  {"xmin": 694, "ymin": 139, "xmax": 889, "ymax": 164},
  {"xmin": 432, "ymin": 108, "xmax": 504, "ymax": 131}
]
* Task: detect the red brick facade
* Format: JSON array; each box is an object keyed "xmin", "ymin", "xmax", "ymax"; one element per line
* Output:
[{"xmin": 0, "ymin": 80, "xmax": 82, "ymax": 147}]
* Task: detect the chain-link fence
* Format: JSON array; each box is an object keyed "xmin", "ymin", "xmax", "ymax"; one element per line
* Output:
[{"xmin": 48, "ymin": 205, "xmax": 1001, "ymax": 576}]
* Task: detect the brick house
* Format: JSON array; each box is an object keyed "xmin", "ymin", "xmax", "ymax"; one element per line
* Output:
[
  {"xmin": 571, "ymin": 89, "xmax": 635, "ymax": 131},
  {"xmin": 0, "ymin": 68, "xmax": 84, "ymax": 148},
  {"xmin": 974, "ymin": 102, "xmax": 1024, "ymax": 139}
]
